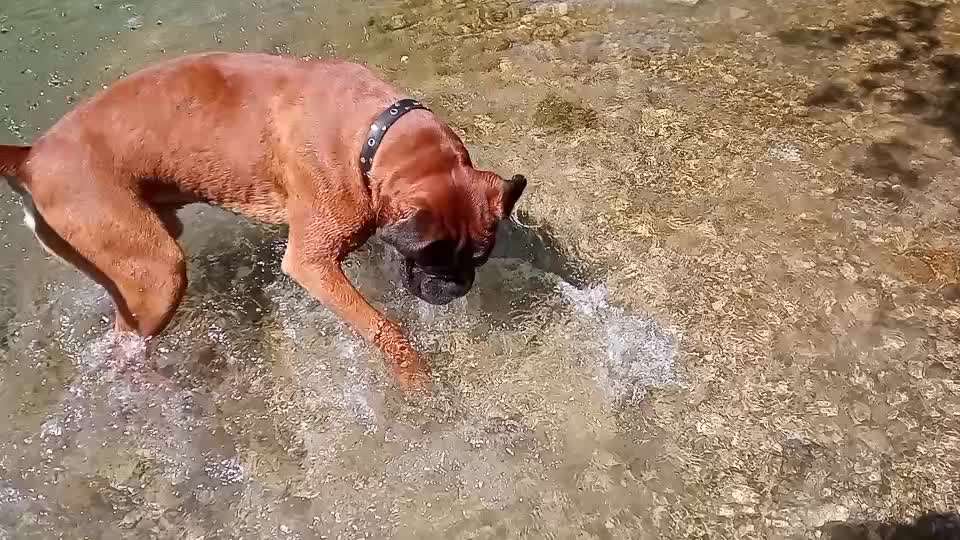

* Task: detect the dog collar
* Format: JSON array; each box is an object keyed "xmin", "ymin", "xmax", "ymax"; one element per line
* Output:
[{"xmin": 359, "ymin": 98, "xmax": 430, "ymax": 181}]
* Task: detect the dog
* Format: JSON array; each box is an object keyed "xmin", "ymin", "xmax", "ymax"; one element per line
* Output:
[{"xmin": 0, "ymin": 52, "xmax": 527, "ymax": 391}]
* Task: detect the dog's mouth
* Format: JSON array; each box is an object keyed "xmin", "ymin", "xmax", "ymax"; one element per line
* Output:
[{"xmin": 401, "ymin": 258, "xmax": 474, "ymax": 305}]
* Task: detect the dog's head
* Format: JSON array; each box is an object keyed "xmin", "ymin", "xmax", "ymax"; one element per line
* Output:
[{"xmin": 379, "ymin": 171, "xmax": 527, "ymax": 305}]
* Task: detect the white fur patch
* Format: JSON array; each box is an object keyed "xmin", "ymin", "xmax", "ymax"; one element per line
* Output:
[{"xmin": 23, "ymin": 206, "xmax": 66, "ymax": 264}]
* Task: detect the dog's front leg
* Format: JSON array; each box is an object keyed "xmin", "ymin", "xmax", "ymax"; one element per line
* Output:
[{"xmin": 280, "ymin": 253, "xmax": 431, "ymax": 390}]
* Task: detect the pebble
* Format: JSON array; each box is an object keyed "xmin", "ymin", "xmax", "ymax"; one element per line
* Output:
[
  {"xmin": 729, "ymin": 7, "xmax": 749, "ymax": 20},
  {"xmin": 534, "ymin": 2, "xmax": 569, "ymax": 16},
  {"xmin": 804, "ymin": 504, "xmax": 850, "ymax": 527},
  {"xmin": 728, "ymin": 485, "xmax": 759, "ymax": 505},
  {"xmin": 384, "ymin": 14, "xmax": 409, "ymax": 31},
  {"xmin": 120, "ymin": 509, "xmax": 144, "ymax": 529},
  {"xmin": 665, "ymin": 0, "xmax": 701, "ymax": 6},
  {"xmin": 532, "ymin": 22, "xmax": 567, "ymax": 40}
]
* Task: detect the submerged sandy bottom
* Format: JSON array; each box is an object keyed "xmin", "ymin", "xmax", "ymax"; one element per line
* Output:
[{"xmin": 1, "ymin": 211, "xmax": 679, "ymax": 538}]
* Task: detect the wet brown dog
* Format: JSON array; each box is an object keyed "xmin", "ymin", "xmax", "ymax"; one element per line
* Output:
[{"xmin": 0, "ymin": 52, "xmax": 527, "ymax": 390}]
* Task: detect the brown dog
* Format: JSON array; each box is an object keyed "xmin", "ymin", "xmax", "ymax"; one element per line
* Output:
[{"xmin": 0, "ymin": 52, "xmax": 527, "ymax": 390}]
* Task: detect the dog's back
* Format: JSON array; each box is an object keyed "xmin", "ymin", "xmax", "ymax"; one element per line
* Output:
[
  {"xmin": 27, "ymin": 54, "xmax": 391, "ymax": 217},
  {"xmin": 0, "ymin": 52, "xmax": 403, "ymax": 337}
]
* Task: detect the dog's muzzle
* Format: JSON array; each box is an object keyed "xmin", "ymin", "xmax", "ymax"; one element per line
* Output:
[
  {"xmin": 403, "ymin": 259, "xmax": 474, "ymax": 305},
  {"xmin": 418, "ymin": 272, "xmax": 473, "ymax": 305}
]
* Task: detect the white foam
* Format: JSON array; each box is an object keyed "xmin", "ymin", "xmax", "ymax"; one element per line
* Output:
[
  {"xmin": 768, "ymin": 143, "xmax": 803, "ymax": 163},
  {"xmin": 266, "ymin": 280, "xmax": 384, "ymax": 432},
  {"xmin": 21, "ymin": 208, "xmax": 35, "ymax": 232},
  {"xmin": 559, "ymin": 281, "xmax": 677, "ymax": 403},
  {"xmin": 337, "ymin": 336, "xmax": 382, "ymax": 433},
  {"xmin": 204, "ymin": 456, "xmax": 245, "ymax": 485}
]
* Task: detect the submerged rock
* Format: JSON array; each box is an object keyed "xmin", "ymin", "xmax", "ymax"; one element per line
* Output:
[{"xmin": 533, "ymin": 94, "xmax": 598, "ymax": 132}]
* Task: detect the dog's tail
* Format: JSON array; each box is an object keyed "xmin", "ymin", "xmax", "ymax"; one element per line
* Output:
[{"xmin": 0, "ymin": 145, "xmax": 30, "ymax": 178}]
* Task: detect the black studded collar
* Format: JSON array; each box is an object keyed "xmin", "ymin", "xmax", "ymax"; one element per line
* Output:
[{"xmin": 359, "ymin": 98, "xmax": 430, "ymax": 182}]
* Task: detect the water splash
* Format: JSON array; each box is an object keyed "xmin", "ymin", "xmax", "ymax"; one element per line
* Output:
[
  {"xmin": 559, "ymin": 282, "xmax": 677, "ymax": 404},
  {"xmin": 2, "ymin": 218, "xmax": 682, "ymax": 538},
  {"xmin": 204, "ymin": 456, "xmax": 245, "ymax": 485}
]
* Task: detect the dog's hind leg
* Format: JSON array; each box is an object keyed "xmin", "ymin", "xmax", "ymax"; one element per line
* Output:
[{"xmin": 26, "ymin": 174, "xmax": 187, "ymax": 337}]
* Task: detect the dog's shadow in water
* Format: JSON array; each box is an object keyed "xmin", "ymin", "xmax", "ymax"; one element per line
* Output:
[
  {"xmin": 821, "ymin": 511, "xmax": 960, "ymax": 540},
  {"xmin": 490, "ymin": 211, "xmax": 594, "ymax": 289},
  {"xmin": 151, "ymin": 208, "xmax": 594, "ymax": 385},
  {"xmin": 180, "ymin": 208, "xmax": 591, "ymax": 313}
]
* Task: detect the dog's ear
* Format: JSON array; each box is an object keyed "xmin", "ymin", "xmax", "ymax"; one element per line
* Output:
[
  {"xmin": 500, "ymin": 174, "xmax": 527, "ymax": 218},
  {"xmin": 379, "ymin": 209, "xmax": 432, "ymax": 259}
]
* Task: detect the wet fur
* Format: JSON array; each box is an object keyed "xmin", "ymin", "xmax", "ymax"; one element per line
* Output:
[
  {"xmin": 4, "ymin": 174, "xmax": 139, "ymax": 325},
  {"xmin": 0, "ymin": 52, "xmax": 527, "ymax": 391}
]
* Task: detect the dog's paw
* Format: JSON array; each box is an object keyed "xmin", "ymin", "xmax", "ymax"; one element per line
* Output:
[
  {"xmin": 104, "ymin": 330, "xmax": 148, "ymax": 371},
  {"xmin": 373, "ymin": 322, "xmax": 433, "ymax": 393},
  {"xmin": 389, "ymin": 347, "xmax": 433, "ymax": 395},
  {"xmin": 394, "ymin": 360, "xmax": 433, "ymax": 393}
]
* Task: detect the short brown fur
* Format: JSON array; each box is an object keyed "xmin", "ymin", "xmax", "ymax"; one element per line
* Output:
[{"xmin": 0, "ymin": 52, "xmax": 525, "ymax": 391}]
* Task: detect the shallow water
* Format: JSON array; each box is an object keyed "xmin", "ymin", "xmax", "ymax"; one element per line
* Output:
[
  {"xmin": 1, "ymin": 3, "xmax": 681, "ymax": 538},
  {"xmin": 3, "ymin": 0, "xmax": 960, "ymax": 538}
]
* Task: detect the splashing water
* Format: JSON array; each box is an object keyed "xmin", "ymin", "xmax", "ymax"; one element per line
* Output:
[
  {"xmin": 0, "ymin": 0, "xmax": 686, "ymax": 529},
  {"xmin": 0, "ymin": 216, "xmax": 681, "ymax": 538},
  {"xmin": 559, "ymin": 282, "xmax": 678, "ymax": 404}
]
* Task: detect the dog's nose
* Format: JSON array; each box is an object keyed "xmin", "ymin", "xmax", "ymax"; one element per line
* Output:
[
  {"xmin": 441, "ymin": 279, "xmax": 469, "ymax": 297},
  {"xmin": 421, "ymin": 275, "xmax": 471, "ymax": 304}
]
